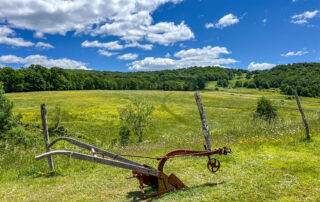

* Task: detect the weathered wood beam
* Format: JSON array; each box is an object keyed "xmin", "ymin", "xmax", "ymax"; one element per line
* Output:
[
  {"xmin": 194, "ymin": 92, "xmax": 212, "ymax": 150},
  {"xmin": 294, "ymin": 90, "xmax": 310, "ymax": 139},
  {"xmin": 35, "ymin": 151, "xmax": 158, "ymax": 177},
  {"xmin": 41, "ymin": 104, "xmax": 54, "ymax": 170},
  {"xmin": 48, "ymin": 137, "xmax": 142, "ymax": 166}
]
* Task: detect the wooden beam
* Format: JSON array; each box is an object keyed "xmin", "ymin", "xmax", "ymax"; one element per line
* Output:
[
  {"xmin": 41, "ymin": 104, "xmax": 54, "ymax": 170},
  {"xmin": 194, "ymin": 92, "xmax": 212, "ymax": 150},
  {"xmin": 35, "ymin": 151, "xmax": 159, "ymax": 177},
  {"xmin": 294, "ymin": 90, "xmax": 310, "ymax": 139},
  {"xmin": 48, "ymin": 137, "xmax": 143, "ymax": 167}
]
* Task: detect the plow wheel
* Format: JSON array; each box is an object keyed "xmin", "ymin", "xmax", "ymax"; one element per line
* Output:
[{"xmin": 207, "ymin": 158, "xmax": 220, "ymax": 173}]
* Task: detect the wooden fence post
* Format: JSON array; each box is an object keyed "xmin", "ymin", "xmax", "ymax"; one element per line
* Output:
[
  {"xmin": 294, "ymin": 90, "xmax": 310, "ymax": 139},
  {"xmin": 194, "ymin": 92, "xmax": 212, "ymax": 150},
  {"xmin": 41, "ymin": 104, "xmax": 54, "ymax": 170}
]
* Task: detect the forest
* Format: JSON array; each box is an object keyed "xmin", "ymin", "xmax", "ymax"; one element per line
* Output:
[
  {"xmin": 0, "ymin": 62, "xmax": 320, "ymax": 97},
  {"xmin": 0, "ymin": 65, "xmax": 246, "ymax": 92},
  {"xmin": 251, "ymin": 63, "xmax": 320, "ymax": 97}
]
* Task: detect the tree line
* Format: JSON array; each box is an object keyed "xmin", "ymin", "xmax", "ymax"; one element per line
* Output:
[
  {"xmin": 0, "ymin": 65, "xmax": 247, "ymax": 92},
  {"xmin": 251, "ymin": 63, "xmax": 320, "ymax": 97}
]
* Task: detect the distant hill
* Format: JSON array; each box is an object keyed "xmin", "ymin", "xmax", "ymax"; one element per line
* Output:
[{"xmin": 252, "ymin": 63, "xmax": 320, "ymax": 97}]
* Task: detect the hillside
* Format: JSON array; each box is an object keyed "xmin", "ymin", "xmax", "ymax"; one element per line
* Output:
[{"xmin": 252, "ymin": 63, "xmax": 320, "ymax": 97}]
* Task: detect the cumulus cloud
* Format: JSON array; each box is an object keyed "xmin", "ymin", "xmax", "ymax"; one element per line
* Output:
[
  {"xmin": 98, "ymin": 49, "xmax": 118, "ymax": 57},
  {"xmin": 291, "ymin": 10, "xmax": 319, "ymax": 24},
  {"xmin": 129, "ymin": 46, "xmax": 237, "ymax": 71},
  {"xmin": 35, "ymin": 42, "xmax": 54, "ymax": 49},
  {"xmin": 118, "ymin": 53, "xmax": 139, "ymax": 60},
  {"xmin": 281, "ymin": 50, "xmax": 308, "ymax": 57},
  {"xmin": 248, "ymin": 62, "xmax": 275, "ymax": 71},
  {"xmin": 82, "ymin": 40, "xmax": 123, "ymax": 50},
  {"xmin": 0, "ymin": 54, "xmax": 89, "ymax": 70},
  {"xmin": 205, "ymin": 14, "xmax": 239, "ymax": 29},
  {"xmin": 145, "ymin": 21, "xmax": 194, "ymax": 45},
  {"xmin": 124, "ymin": 42, "xmax": 153, "ymax": 50},
  {"xmin": 0, "ymin": 26, "xmax": 34, "ymax": 47},
  {"xmin": 0, "ymin": 0, "xmax": 192, "ymax": 46},
  {"xmin": 82, "ymin": 40, "xmax": 153, "ymax": 51}
]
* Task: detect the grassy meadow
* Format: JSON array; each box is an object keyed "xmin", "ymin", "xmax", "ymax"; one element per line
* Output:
[{"xmin": 1, "ymin": 85, "xmax": 320, "ymax": 201}]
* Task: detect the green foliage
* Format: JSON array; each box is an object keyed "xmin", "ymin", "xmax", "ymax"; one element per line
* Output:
[
  {"xmin": 118, "ymin": 126, "xmax": 130, "ymax": 146},
  {"xmin": 0, "ymin": 82, "xmax": 20, "ymax": 138},
  {"xmin": 233, "ymin": 80, "xmax": 242, "ymax": 88},
  {"xmin": 217, "ymin": 79, "xmax": 228, "ymax": 87},
  {"xmin": 247, "ymin": 80, "xmax": 257, "ymax": 88},
  {"xmin": 0, "ymin": 65, "xmax": 248, "ymax": 92},
  {"xmin": 119, "ymin": 99, "xmax": 154, "ymax": 142},
  {"xmin": 4, "ymin": 127, "xmax": 39, "ymax": 148},
  {"xmin": 255, "ymin": 97, "xmax": 277, "ymax": 121},
  {"xmin": 251, "ymin": 63, "xmax": 320, "ymax": 97}
]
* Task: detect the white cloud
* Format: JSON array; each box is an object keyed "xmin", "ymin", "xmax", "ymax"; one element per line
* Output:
[
  {"xmin": 0, "ymin": 0, "xmax": 192, "ymax": 46},
  {"xmin": 118, "ymin": 53, "xmax": 139, "ymax": 60},
  {"xmin": 0, "ymin": 54, "xmax": 89, "ymax": 70},
  {"xmin": 33, "ymin": 31, "xmax": 46, "ymax": 39},
  {"xmin": 81, "ymin": 40, "xmax": 123, "ymax": 50},
  {"xmin": 205, "ymin": 23, "xmax": 214, "ymax": 29},
  {"xmin": 206, "ymin": 14, "xmax": 239, "ymax": 29},
  {"xmin": 129, "ymin": 46, "xmax": 237, "ymax": 71},
  {"xmin": 98, "ymin": 49, "xmax": 118, "ymax": 57},
  {"xmin": 281, "ymin": 50, "xmax": 308, "ymax": 57},
  {"xmin": 248, "ymin": 62, "xmax": 275, "ymax": 71},
  {"xmin": 165, "ymin": 53, "xmax": 171, "ymax": 57},
  {"xmin": 124, "ymin": 42, "xmax": 153, "ymax": 50},
  {"xmin": 0, "ymin": 26, "xmax": 34, "ymax": 47},
  {"xmin": 291, "ymin": 10, "xmax": 319, "ymax": 24},
  {"xmin": 146, "ymin": 21, "xmax": 194, "ymax": 45},
  {"xmin": 262, "ymin": 18, "xmax": 267, "ymax": 23},
  {"xmin": 292, "ymin": 0, "xmax": 297, "ymax": 2},
  {"xmin": 35, "ymin": 42, "xmax": 54, "ymax": 49},
  {"xmin": 82, "ymin": 40, "xmax": 153, "ymax": 51}
]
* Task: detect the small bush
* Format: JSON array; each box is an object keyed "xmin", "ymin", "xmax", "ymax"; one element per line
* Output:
[
  {"xmin": 0, "ymin": 82, "xmax": 21, "ymax": 139},
  {"xmin": 118, "ymin": 98, "xmax": 154, "ymax": 143},
  {"xmin": 255, "ymin": 97, "xmax": 277, "ymax": 121}
]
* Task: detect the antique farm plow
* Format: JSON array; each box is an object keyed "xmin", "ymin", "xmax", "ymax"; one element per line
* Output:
[{"xmin": 35, "ymin": 93, "xmax": 232, "ymax": 199}]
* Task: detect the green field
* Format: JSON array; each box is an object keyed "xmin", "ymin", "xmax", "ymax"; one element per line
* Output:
[{"xmin": 1, "ymin": 87, "xmax": 320, "ymax": 201}]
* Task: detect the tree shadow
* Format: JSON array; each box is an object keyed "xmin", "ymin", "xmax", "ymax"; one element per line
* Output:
[{"xmin": 126, "ymin": 181, "xmax": 225, "ymax": 201}]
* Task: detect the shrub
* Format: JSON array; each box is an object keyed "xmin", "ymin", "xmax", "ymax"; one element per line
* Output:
[
  {"xmin": 0, "ymin": 82, "xmax": 21, "ymax": 139},
  {"xmin": 255, "ymin": 97, "xmax": 277, "ymax": 121},
  {"xmin": 247, "ymin": 80, "xmax": 257, "ymax": 88},
  {"xmin": 118, "ymin": 98, "xmax": 154, "ymax": 143}
]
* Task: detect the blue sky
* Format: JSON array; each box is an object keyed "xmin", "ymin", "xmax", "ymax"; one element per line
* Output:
[{"xmin": 0, "ymin": 0, "xmax": 319, "ymax": 71}]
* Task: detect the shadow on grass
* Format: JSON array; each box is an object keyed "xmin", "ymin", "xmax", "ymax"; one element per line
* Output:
[{"xmin": 126, "ymin": 181, "xmax": 225, "ymax": 201}]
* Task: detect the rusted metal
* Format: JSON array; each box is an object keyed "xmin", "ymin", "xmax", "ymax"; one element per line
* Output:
[{"xmin": 36, "ymin": 137, "xmax": 231, "ymax": 199}]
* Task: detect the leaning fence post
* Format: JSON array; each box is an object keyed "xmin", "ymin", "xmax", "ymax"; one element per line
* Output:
[
  {"xmin": 194, "ymin": 92, "xmax": 212, "ymax": 150},
  {"xmin": 41, "ymin": 104, "xmax": 54, "ymax": 170},
  {"xmin": 293, "ymin": 90, "xmax": 310, "ymax": 139}
]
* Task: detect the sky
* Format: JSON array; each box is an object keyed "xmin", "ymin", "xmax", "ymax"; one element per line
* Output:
[{"xmin": 0, "ymin": 0, "xmax": 319, "ymax": 71}]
